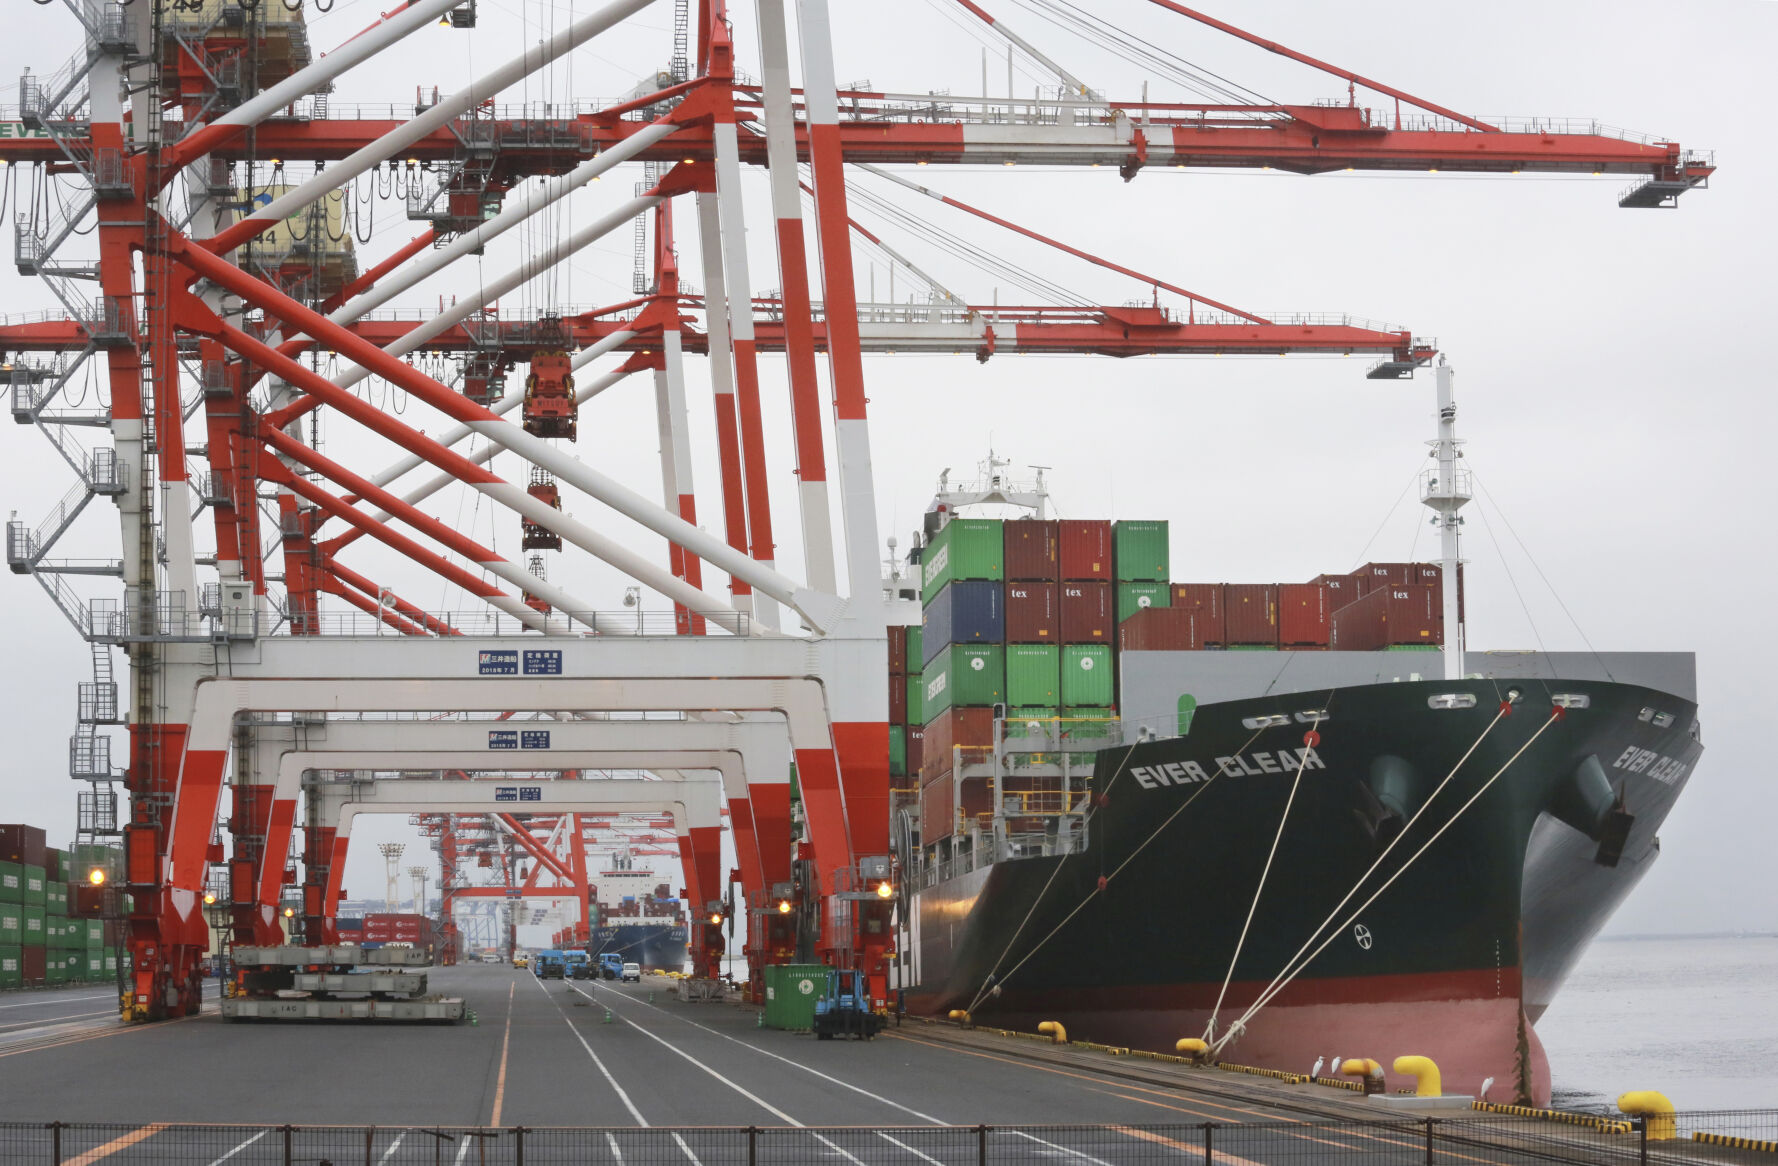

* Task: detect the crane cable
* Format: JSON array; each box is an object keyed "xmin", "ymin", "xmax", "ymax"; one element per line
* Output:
[
  {"xmin": 1202, "ymin": 710, "xmax": 1324, "ymax": 1044},
  {"xmin": 1213, "ymin": 703, "xmax": 1563, "ymax": 1055}
]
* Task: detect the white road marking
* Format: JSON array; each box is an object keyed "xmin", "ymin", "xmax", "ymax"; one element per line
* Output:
[
  {"xmin": 375, "ymin": 1131, "xmax": 406, "ymax": 1164},
  {"xmin": 0, "ymin": 993, "xmax": 113, "ymax": 1011},
  {"xmin": 605, "ymin": 1131, "xmax": 626, "ymax": 1164},
  {"xmin": 564, "ymin": 983, "xmax": 801, "ymax": 1125},
  {"xmin": 810, "ymin": 1133, "xmax": 869, "ymax": 1165},
  {"xmin": 0, "ymin": 1009, "xmax": 112, "ymax": 1033},
  {"xmin": 670, "ymin": 1131, "xmax": 703, "ymax": 1164},
  {"xmin": 204, "ymin": 1130, "xmax": 266, "ymax": 1165},
  {"xmin": 453, "ymin": 1132, "xmax": 473, "ymax": 1164},
  {"xmin": 877, "ymin": 1130, "xmax": 948, "ymax": 1165},
  {"xmin": 595, "ymin": 983, "xmax": 947, "ymax": 1124},
  {"xmin": 1008, "ymin": 1129, "xmax": 1119, "ymax": 1166},
  {"xmin": 540, "ymin": 977, "xmax": 650, "ymax": 1125}
]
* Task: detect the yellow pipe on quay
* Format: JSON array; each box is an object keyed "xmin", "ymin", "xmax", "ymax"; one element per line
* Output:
[
  {"xmin": 1175, "ymin": 1038, "xmax": 1209, "ymax": 1064},
  {"xmin": 1393, "ymin": 1055, "xmax": 1442, "ymax": 1097},
  {"xmin": 1037, "ymin": 1021, "xmax": 1068, "ymax": 1045},
  {"xmin": 947, "ymin": 1009, "xmax": 970, "ymax": 1025},
  {"xmin": 1617, "ymin": 1092, "xmax": 1676, "ymax": 1140},
  {"xmin": 1340, "ymin": 1058, "xmax": 1385, "ymax": 1095}
]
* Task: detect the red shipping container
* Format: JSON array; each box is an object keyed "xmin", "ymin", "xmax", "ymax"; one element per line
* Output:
[
  {"xmin": 906, "ymin": 724, "xmax": 925, "ymax": 777},
  {"xmin": 1356, "ymin": 562, "xmax": 1414, "ymax": 594},
  {"xmin": 1005, "ymin": 581, "xmax": 1059, "ymax": 642},
  {"xmin": 921, "ymin": 773, "xmax": 954, "ymax": 841},
  {"xmin": 1312, "ymin": 572, "xmax": 1364, "ymax": 609},
  {"xmin": 1005, "ymin": 520, "xmax": 1059, "ymax": 581},
  {"xmin": 1119, "ymin": 606, "xmax": 1201, "ymax": 651},
  {"xmin": 1057, "ymin": 520, "xmax": 1112, "ymax": 581},
  {"xmin": 1330, "ymin": 583, "xmax": 1444, "ymax": 649},
  {"xmin": 889, "ymin": 675, "xmax": 908, "ymax": 725},
  {"xmin": 1059, "ymin": 581, "xmax": 1113, "ymax": 643},
  {"xmin": 888, "ymin": 625, "xmax": 908, "ymax": 676},
  {"xmin": 1277, "ymin": 583, "xmax": 1331, "ymax": 646},
  {"xmin": 921, "ymin": 707, "xmax": 996, "ymax": 785},
  {"xmin": 1408, "ymin": 562, "xmax": 1465, "ymax": 620},
  {"xmin": 1170, "ymin": 584, "xmax": 1227, "ymax": 644},
  {"xmin": 21, "ymin": 945, "xmax": 46, "ymax": 985},
  {"xmin": 0, "ymin": 824, "xmax": 47, "ymax": 867},
  {"xmin": 1223, "ymin": 584, "xmax": 1278, "ymax": 646}
]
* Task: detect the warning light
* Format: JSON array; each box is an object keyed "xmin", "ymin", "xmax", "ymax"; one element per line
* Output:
[
  {"xmin": 202, "ymin": 893, "xmax": 216, "ymax": 906},
  {"xmin": 87, "ymin": 868, "xmax": 106, "ymax": 887},
  {"xmin": 875, "ymin": 881, "xmax": 893, "ymax": 899},
  {"xmin": 777, "ymin": 899, "xmax": 792, "ymax": 915},
  {"xmin": 283, "ymin": 907, "xmax": 295, "ymax": 919},
  {"xmin": 708, "ymin": 912, "xmax": 723, "ymax": 926}
]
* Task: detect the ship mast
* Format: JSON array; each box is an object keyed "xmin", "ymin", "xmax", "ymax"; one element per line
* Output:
[{"xmin": 1421, "ymin": 361, "xmax": 1471, "ymax": 681}]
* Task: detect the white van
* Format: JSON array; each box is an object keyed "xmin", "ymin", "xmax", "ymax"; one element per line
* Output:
[{"xmin": 621, "ymin": 962, "xmax": 641, "ymax": 983}]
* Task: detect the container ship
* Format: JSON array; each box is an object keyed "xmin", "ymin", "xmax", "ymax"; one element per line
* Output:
[
  {"xmin": 888, "ymin": 373, "xmax": 1701, "ymax": 1107},
  {"xmin": 586, "ymin": 873, "xmax": 690, "ymax": 973}
]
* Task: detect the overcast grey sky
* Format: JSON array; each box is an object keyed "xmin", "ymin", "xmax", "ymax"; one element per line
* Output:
[{"xmin": 0, "ymin": 0, "xmax": 1770, "ymax": 939}]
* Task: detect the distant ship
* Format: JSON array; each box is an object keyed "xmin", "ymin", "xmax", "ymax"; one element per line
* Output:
[
  {"xmin": 891, "ymin": 367, "xmax": 1702, "ymax": 1106},
  {"xmin": 586, "ymin": 870, "xmax": 689, "ymax": 973}
]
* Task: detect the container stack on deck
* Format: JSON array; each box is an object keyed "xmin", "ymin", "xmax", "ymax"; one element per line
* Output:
[
  {"xmin": 1, "ymin": 824, "xmax": 123, "ymax": 990},
  {"xmin": 889, "ymin": 518, "xmax": 1461, "ymax": 847}
]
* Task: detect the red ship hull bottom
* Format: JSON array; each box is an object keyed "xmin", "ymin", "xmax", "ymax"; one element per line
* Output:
[{"xmin": 910, "ymin": 967, "xmax": 1551, "ymax": 1107}]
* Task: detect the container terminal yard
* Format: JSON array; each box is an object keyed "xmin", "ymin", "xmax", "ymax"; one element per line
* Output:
[{"xmin": 0, "ymin": 0, "xmax": 1767, "ymax": 1161}]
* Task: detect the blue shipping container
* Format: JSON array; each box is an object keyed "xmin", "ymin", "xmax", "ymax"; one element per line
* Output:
[{"xmin": 922, "ymin": 580, "xmax": 1005, "ymax": 665}]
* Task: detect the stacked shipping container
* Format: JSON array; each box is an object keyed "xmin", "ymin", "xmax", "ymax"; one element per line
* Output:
[
  {"xmin": 887, "ymin": 514, "xmax": 1463, "ymax": 846},
  {"xmin": 897, "ymin": 518, "xmax": 1143, "ymax": 844},
  {"xmin": 1, "ymin": 825, "xmax": 120, "ymax": 990}
]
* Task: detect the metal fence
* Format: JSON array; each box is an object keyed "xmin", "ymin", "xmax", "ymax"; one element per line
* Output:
[{"xmin": 3, "ymin": 1113, "xmax": 1775, "ymax": 1164}]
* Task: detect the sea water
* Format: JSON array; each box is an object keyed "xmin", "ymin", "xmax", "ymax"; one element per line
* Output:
[{"xmin": 1540, "ymin": 934, "xmax": 1778, "ymax": 1112}]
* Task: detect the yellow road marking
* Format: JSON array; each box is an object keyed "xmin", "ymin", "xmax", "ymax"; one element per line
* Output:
[
  {"xmin": 490, "ymin": 980, "xmax": 516, "ymax": 1126},
  {"xmin": 62, "ymin": 1123, "xmax": 167, "ymax": 1165},
  {"xmin": 1114, "ymin": 1124, "xmax": 1269, "ymax": 1166}
]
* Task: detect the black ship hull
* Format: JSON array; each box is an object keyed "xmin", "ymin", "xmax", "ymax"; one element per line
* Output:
[
  {"xmin": 905, "ymin": 678, "xmax": 1701, "ymax": 1105},
  {"xmin": 591, "ymin": 923, "xmax": 689, "ymax": 973}
]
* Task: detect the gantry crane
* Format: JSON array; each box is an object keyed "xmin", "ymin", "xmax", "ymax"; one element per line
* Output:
[{"xmin": 0, "ymin": 0, "xmax": 1710, "ymax": 1019}]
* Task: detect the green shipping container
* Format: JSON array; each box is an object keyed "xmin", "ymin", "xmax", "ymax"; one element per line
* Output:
[
  {"xmin": 1005, "ymin": 644, "xmax": 1060, "ymax": 706},
  {"xmin": 905, "ymin": 626, "xmax": 923, "ymax": 668},
  {"xmin": 21, "ymin": 867, "xmax": 45, "ymax": 908},
  {"xmin": 1227, "ymin": 644, "xmax": 1278, "ymax": 651},
  {"xmin": 922, "ymin": 645, "xmax": 1005, "ymax": 717},
  {"xmin": 0, "ymin": 861, "xmax": 21, "ymax": 903},
  {"xmin": 889, "ymin": 725, "xmax": 907, "ymax": 778},
  {"xmin": 0, "ymin": 906, "xmax": 19, "ymax": 944},
  {"xmin": 45, "ymin": 881, "xmax": 68, "ymax": 916},
  {"xmin": 1061, "ymin": 644, "xmax": 1114, "ymax": 707},
  {"xmin": 84, "ymin": 919, "xmax": 104, "ymax": 948},
  {"xmin": 82, "ymin": 953, "xmax": 104, "ymax": 979},
  {"xmin": 1116, "ymin": 582, "xmax": 1171, "ymax": 623},
  {"xmin": 906, "ymin": 673, "xmax": 924, "ymax": 727},
  {"xmin": 1004, "ymin": 707, "xmax": 1060, "ymax": 768},
  {"xmin": 762, "ymin": 963, "xmax": 830, "ymax": 1031},
  {"xmin": 1113, "ymin": 520, "xmax": 1170, "ymax": 582},
  {"xmin": 921, "ymin": 518, "xmax": 1004, "ymax": 600},
  {"xmin": 104, "ymin": 953, "xmax": 118, "ymax": 974},
  {"xmin": 0, "ymin": 945, "xmax": 20, "ymax": 990},
  {"xmin": 1385, "ymin": 644, "xmax": 1441, "ymax": 651},
  {"xmin": 21, "ymin": 908, "xmax": 45, "ymax": 943}
]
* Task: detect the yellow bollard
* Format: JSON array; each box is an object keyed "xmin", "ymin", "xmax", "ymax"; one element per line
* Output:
[
  {"xmin": 947, "ymin": 1009, "xmax": 971, "ymax": 1025},
  {"xmin": 1340, "ymin": 1058, "xmax": 1386, "ymax": 1096},
  {"xmin": 1393, "ymin": 1056, "xmax": 1442, "ymax": 1097},
  {"xmin": 1037, "ymin": 1020, "xmax": 1068, "ymax": 1045},
  {"xmin": 1175, "ymin": 1038, "xmax": 1209, "ymax": 1064},
  {"xmin": 1618, "ymin": 1092, "xmax": 1676, "ymax": 1140}
]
